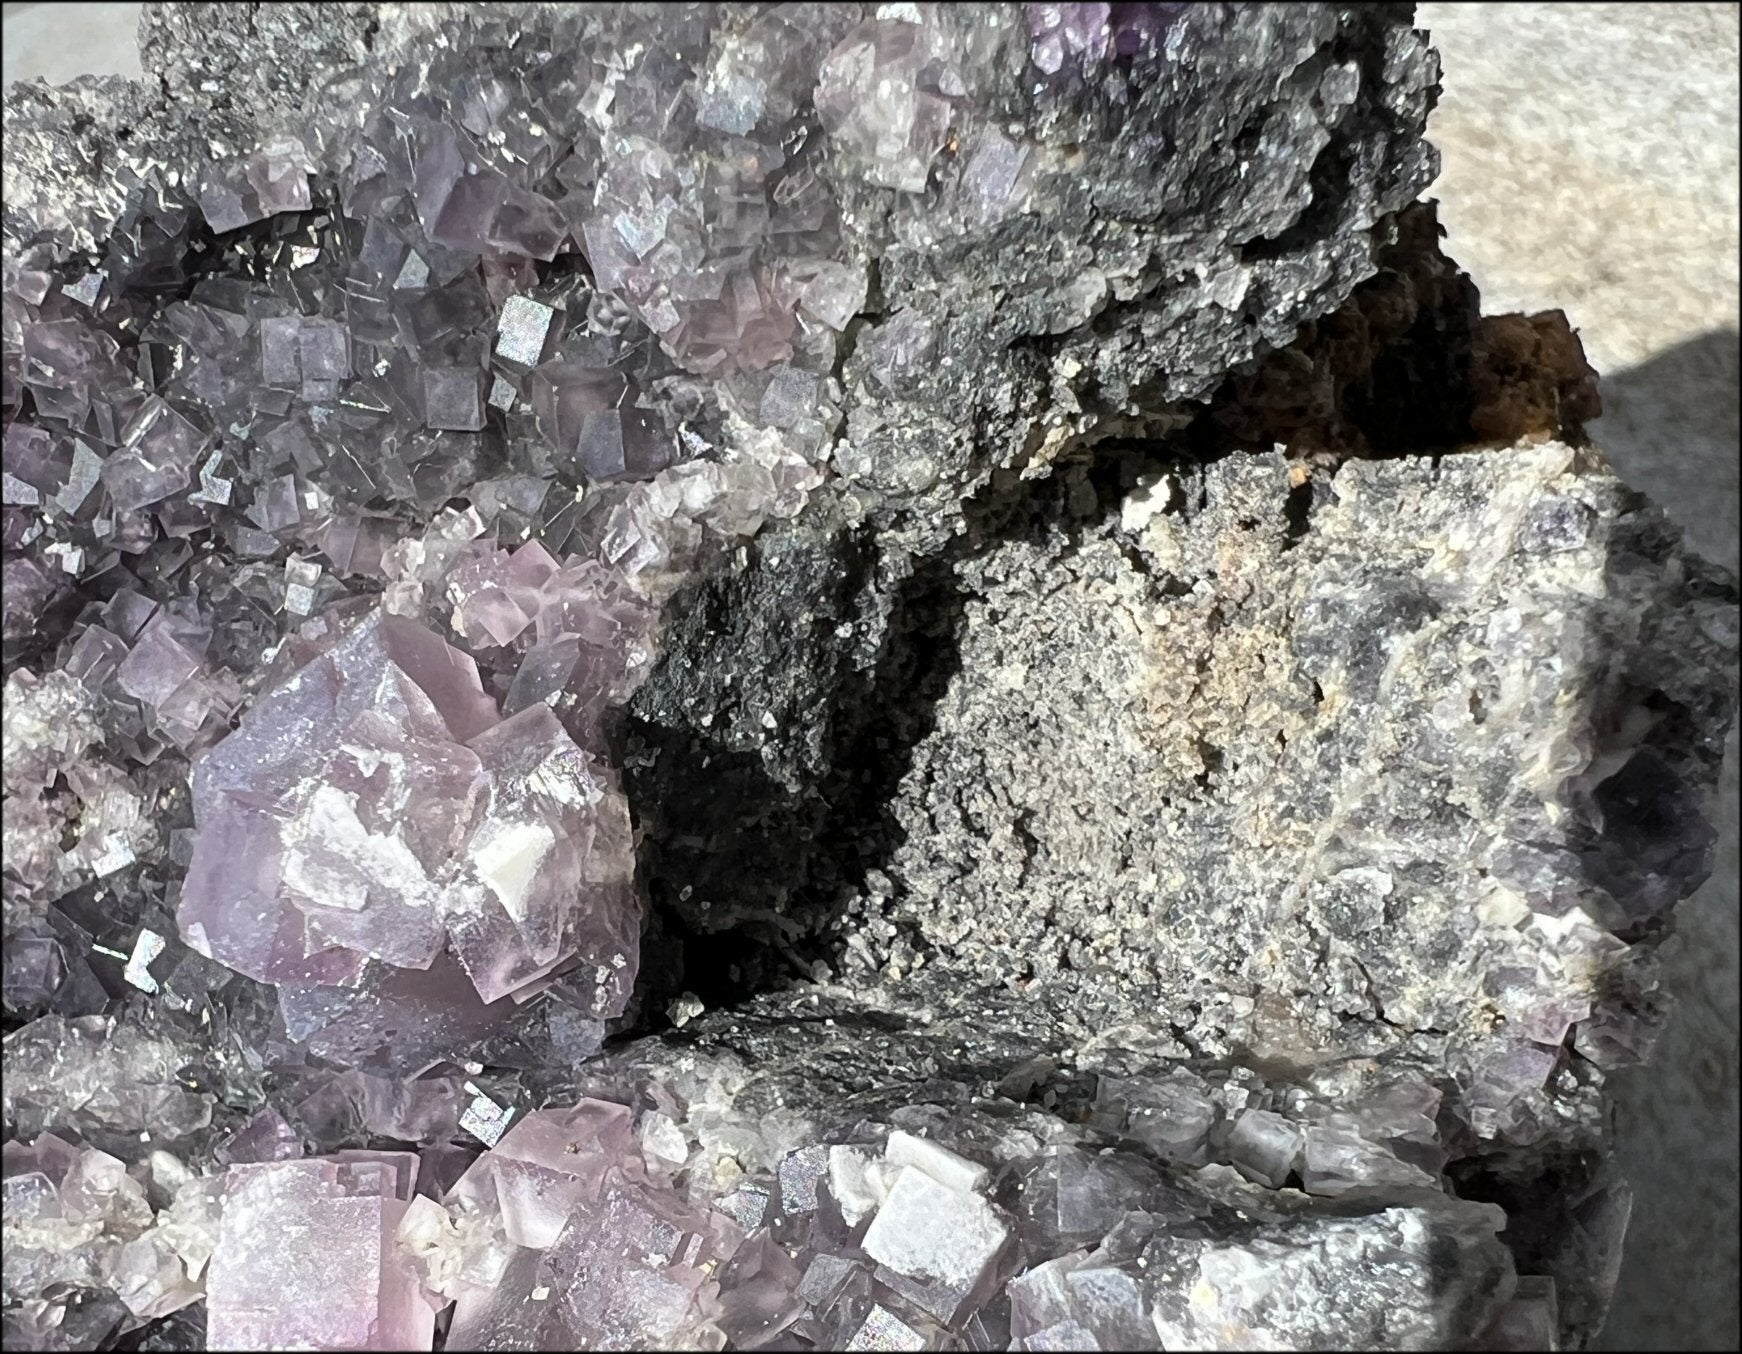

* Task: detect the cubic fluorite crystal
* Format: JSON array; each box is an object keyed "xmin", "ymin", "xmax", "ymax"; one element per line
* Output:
[
  {"xmin": 204, "ymin": 1153, "xmax": 432, "ymax": 1350},
  {"xmin": 176, "ymin": 604, "xmax": 638, "ymax": 1063},
  {"xmin": 2, "ymin": 2, "xmax": 1736, "ymax": 1351}
]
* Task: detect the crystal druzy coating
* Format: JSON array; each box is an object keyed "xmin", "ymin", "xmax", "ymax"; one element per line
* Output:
[{"xmin": 1, "ymin": 3, "xmax": 1736, "ymax": 1352}]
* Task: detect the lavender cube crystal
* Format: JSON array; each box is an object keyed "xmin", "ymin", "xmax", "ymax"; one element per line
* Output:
[
  {"xmin": 101, "ymin": 450, "xmax": 188, "ymax": 513},
  {"xmin": 205, "ymin": 1156, "xmax": 433, "ymax": 1351},
  {"xmin": 245, "ymin": 137, "xmax": 314, "ymax": 216},
  {"xmin": 444, "ymin": 705, "xmax": 639, "ymax": 1005},
  {"xmin": 417, "ymin": 142, "xmax": 509, "ymax": 254},
  {"xmin": 178, "ymin": 609, "xmax": 492, "ymax": 985},
  {"xmin": 219, "ymin": 1108, "xmax": 304, "ymax": 1166},
  {"xmin": 535, "ymin": 1171, "xmax": 733, "ymax": 1348},
  {"xmin": 115, "ymin": 618, "xmax": 202, "ymax": 708},
  {"xmin": 425, "ymin": 367, "xmax": 486, "ymax": 432},
  {"xmin": 528, "ymin": 363, "xmax": 684, "ymax": 483},
  {"xmin": 176, "ymin": 606, "xmax": 639, "ymax": 1056},
  {"xmin": 582, "ymin": 408, "xmax": 672, "ymax": 483},
  {"xmin": 65, "ymin": 625, "xmax": 129, "ymax": 687},
  {"xmin": 489, "ymin": 188, "xmax": 569, "ymax": 261},
  {"xmin": 3, "ymin": 422, "xmax": 65, "ymax": 498},
  {"xmin": 102, "ymin": 587, "xmax": 160, "ymax": 641},
  {"xmin": 436, "ymin": 1094, "xmax": 755, "ymax": 1350},
  {"xmin": 100, "ymin": 396, "xmax": 208, "ymax": 512},
  {"xmin": 447, "ymin": 1100, "xmax": 635, "ymax": 1249},
  {"xmin": 298, "ymin": 319, "xmax": 351, "ymax": 383},
  {"xmin": 196, "ymin": 175, "xmax": 264, "ymax": 235}
]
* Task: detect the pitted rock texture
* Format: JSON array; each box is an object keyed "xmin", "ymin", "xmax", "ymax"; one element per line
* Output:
[{"xmin": 866, "ymin": 440, "xmax": 1736, "ymax": 1086}]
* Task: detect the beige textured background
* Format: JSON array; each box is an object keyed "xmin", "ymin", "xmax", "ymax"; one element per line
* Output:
[{"xmin": 4, "ymin": 2, "xmax": 1739, "ymax": 1347}]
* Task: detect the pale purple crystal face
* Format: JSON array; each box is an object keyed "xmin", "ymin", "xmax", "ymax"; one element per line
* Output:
[
  {"xmin": 176, "ymin": 606, "xmax": 639, "ymax": 1063},
  {"xmin": 433, "ymin": 1097, "xmax": 741, "ymax": 1351},
  {"xmin": 3, "ymin": 1131, "xmax": 222, "ymax": 1335},
  {"xmin": 100, "ymin": 397, "xmax": 208, "ymax": 513},
  {"xmin": 412, "ymin": 1107, "xmax": 1018, "ymax": 1351},
  {"xmin": 1029, "ymin": 3, "xmax": 1113, "ymax": 76},
  {"xmin": 446, "ymin": 704, "xmax": 639, "ymax": 1007},
  {"xmin": 410, "ymin": 536, "xmax": 660, "ymax": 743},
  {"xmin": 1027, "ymin": 2, "xmax": 1185, "ymax": 73},
  {"xmin": 815, "ymin": 20, "xmax": 957, "ymax": 196},
  {"xmin": 529, "ymin": 362, "xmax": 674, "ymax": 482},
  {"xmin": 178, "ymin": 609, "xmax": 489, "ymax": 988},
  {"xmin": 204, "ymin": 1153, "xmax": 434, "ymax": 1351}
]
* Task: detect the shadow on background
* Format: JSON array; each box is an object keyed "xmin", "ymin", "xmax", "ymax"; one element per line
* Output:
[
  {"xmin": 1590, "ymin": 326, "xmax": 1740, "ymax": 1354},
  {"xmin": 1591, "ymin": 328, "xmax": 1740, "ymax": 571}
]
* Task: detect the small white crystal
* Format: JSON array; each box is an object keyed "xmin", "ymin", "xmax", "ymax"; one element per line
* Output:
[
  {"xmin": 123, "ymin": 929, "xmax": 167, "ymax": 994},
  {"xmin": 639, "ymin": 1112, "xmax": 690, "ymax": 1170},
  {"xmin": 861, "ymin": 1166, "xmax": 1008, "ymax": 1288},
  {"xmin": 1119, "ymin": 474, "xmax": 1177, "ymax": 533},
  {"xmin": 283, "ymin": 556, "xmax": 322, "ymax": 617},
  {"xmin": 46, "ymin": 541, "xmax": 85, "ymax": 574},
  {"xmin": 91, "ymin": 836, "xmax": 137, "ymax": 878},
  {"xmin": 460, "ymin": 1085, "xmax": 515, "ymax": 1146},
  {"xmin": 828, "ymin": 1145, "xmax": 893, "ymax": 1227},
  {"xmin": 883, "ymin": 1130, "xmax": 989, "ymax": 1195}
]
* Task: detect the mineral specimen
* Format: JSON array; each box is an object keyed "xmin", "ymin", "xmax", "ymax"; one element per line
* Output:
[{"xmin": 1, "ymin": 2, "xmax": 1735, "ymax": 1352}]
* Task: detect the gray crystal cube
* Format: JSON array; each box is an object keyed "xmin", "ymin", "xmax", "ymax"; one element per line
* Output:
[
  {"xmin": 494, "ymin": 295, "xmax": 557, "ymax": 369},
  {"xmin": 297, "ymin": 320, "xmax": 351, "ymax": 383},
  {"xmin": 424, "ymin": 367, "xmax": 486, "ymax": 432},
  {"xmin": 259, "ymin": 317, "xmax": 302, "ymax": 389},
  {"xmin": 758, "ymin": 365, "xmax": 820, "ymax": 430}
]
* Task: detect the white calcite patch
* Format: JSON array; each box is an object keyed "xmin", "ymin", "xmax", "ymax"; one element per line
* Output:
[{"xmin": 861, "ymin": 1166, "xmax": 1008, "ymax": 1289}]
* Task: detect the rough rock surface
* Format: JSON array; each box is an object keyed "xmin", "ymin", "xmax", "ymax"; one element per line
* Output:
[
  {"xmin": 1, "ymin": 3, "xmax": 1736, "ymax": 1351},
  {"xmin": 8, "ymin": 1, "xmax": 1442, "ymax": 553}
]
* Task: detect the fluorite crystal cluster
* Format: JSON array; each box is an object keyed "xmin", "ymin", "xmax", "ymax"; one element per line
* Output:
[
  {"xmin": 2, "ymin": 3, "xmax": 1736, "ymax": 1351},
  {"xmin": 178, "ymin": 605, "xmax": 641, "ymax": 1069}
]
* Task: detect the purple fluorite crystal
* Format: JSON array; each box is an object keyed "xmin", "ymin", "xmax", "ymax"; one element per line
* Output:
[
  {"xmin": 429, "ymin": 1098, "xmax": 740, "ymax": 1349},
  {"xmin": 204, "ymin": 1153, "xmax": 434, "ymax": 1350},
  {"xmin": 176, "ymin": 607, "xmax": 637, "ymax": 1062}
]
